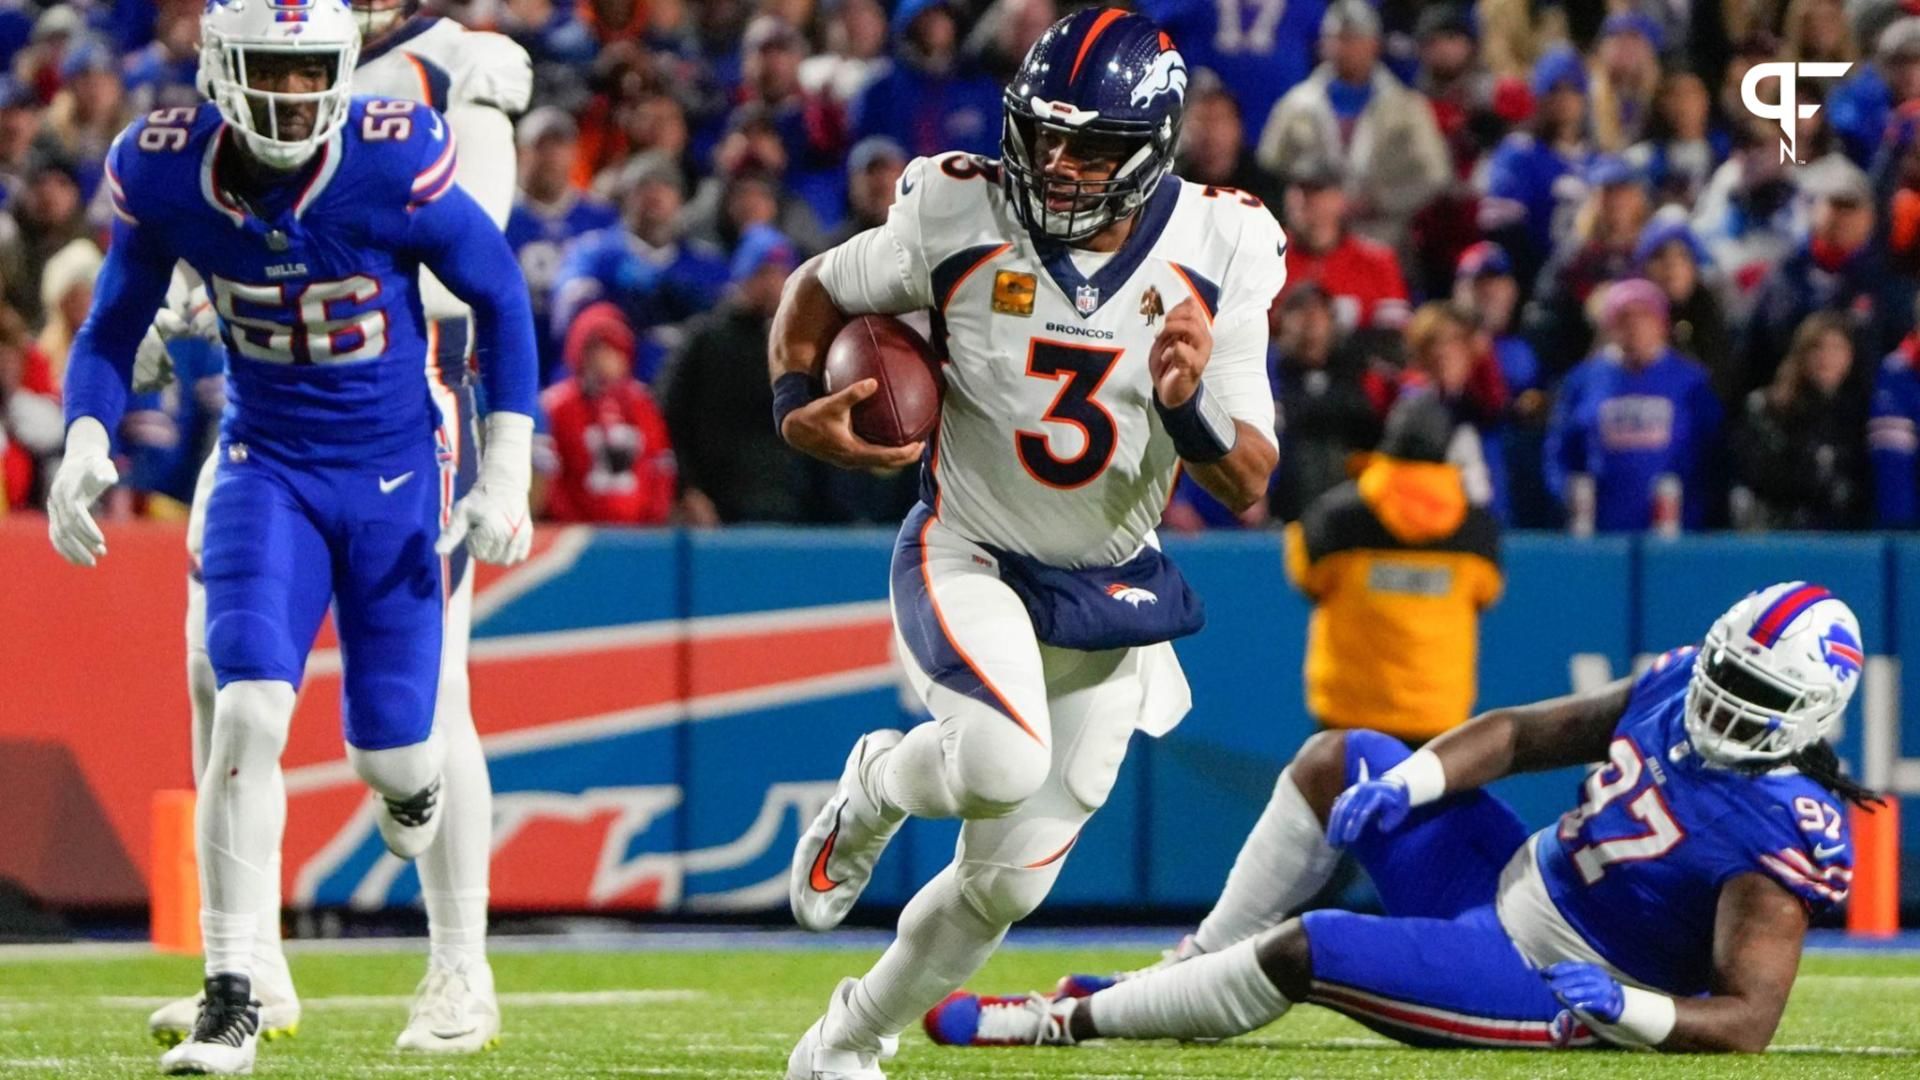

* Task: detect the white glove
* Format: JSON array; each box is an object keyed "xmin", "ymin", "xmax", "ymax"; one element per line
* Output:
[
  {"xmin": 47, "ymin": 417, "xmax": 118, "ymax": 567},
  {"xmin": 132, "ymin": 283, "xmax": 219, "ymax": 394},
  {"xmin": 436, "ymin": 411, "xmax": 533, "ymax": 566}
]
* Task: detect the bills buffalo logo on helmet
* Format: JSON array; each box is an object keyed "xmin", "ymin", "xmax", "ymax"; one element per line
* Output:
[
  {"xmin": 1821, "ymin": 623, "xmax": 1863, "ymax": 681},
  {"xmin": 1129, "ymin": 49, "xmax": 1187, "ymax": 108}
]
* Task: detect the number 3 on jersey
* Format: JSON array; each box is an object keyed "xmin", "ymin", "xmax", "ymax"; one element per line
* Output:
[{"xmin": 1016, "ymin": 339, "xmax": 1119, "ymax": 489}]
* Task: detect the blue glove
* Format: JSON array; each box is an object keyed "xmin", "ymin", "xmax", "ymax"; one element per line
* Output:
[
  {"xmin": 1325, "ymin": 777, "xmax": 1412, "ymax": 847},
  {"xmin": 1543, "ymin": 962, "xmax": 1624, "ymax": 1023}
]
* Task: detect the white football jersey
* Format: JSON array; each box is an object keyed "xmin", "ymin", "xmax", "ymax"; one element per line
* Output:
[
  {"xmin": 354, "ymin": 17, "xmax": 532, "ymax": 321},
  {"xmin": 820, "ymin": 152, "xmax": 1287, "ymax": 568}
]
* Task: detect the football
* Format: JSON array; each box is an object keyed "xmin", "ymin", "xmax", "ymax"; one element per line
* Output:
[{"xmin": 822, "ymin": 314, "xmax": 943, "ymax": 447}]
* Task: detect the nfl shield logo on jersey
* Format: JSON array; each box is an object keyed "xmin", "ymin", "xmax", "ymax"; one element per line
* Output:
[{"xmin": 1075, "ymin": 284, "xmax": 1100, "ymax": 315}]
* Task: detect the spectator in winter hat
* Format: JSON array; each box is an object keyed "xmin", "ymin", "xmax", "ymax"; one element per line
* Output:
[
  {"xmin": 1827, "ymin": 17, "xmax": 1920, "ymax": 166},
  {"xmin": 1282, "ymin": 156, "xmax": 1412, "ymax": 347},
  {"xmin": 537, "ymin": 301, "xmax": 678, "ymax": 525},
  {"xmin": 1548, "ymin": 278, "xmax": 1724, "ymax": 534},
  {"xmin": 1522, "ymin": 154, "xmax": 1651, "ymax": 379},
  {"xmin": 827, "ymin": 135, "xmax": 906, "ymax": 247},
  {"xmin": 659, "ymin": 225, "xmax": 820, "ymax": 525},
  {"xmin": 1740, "ymin": 167, "xmax": 1908, "ymax": 396},
  {"xmin": 848, "ymin": 0, "xmax": 1002, "ymax": 159},
  {"xmin": 1479, "ymin": 44, "xmax": 1595, "ymax": 287},
  {"xmin": 1590, "ymin": 11, "xmax": 1663, "ymax": 153},
  {"xmin": 1258, "ymin": 0, "xmax": 1452, "ymax": 260},
  {"xmin": 1634, "ymin": 214, "xmax": 1735, "ymax": 409}
]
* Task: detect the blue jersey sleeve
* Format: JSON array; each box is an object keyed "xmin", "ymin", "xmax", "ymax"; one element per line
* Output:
[
  {"xmin": 1749, "ymin": 782, "xmax": 1855, "ymax": 915},
  {"xmin": 64, "ymin": 129, "xmax": 176, "ymax": 435},
  {"xmin": 390, "ymin": 108, "xmax": 538, "ymax": 419},
  {"xmin": 1629, "ymin": 645, "xmax": 1697, "ymax": 710},
  {"xmin": 1543, "ymin": 359, "xmax": 1590, "ymax": 499},
  {"xmin": 1871, "ymin": 352, "xmax": 1920, "ymax": 527}
]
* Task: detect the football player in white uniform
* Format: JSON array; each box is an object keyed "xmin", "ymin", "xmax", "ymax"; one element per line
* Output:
[
  {"xmin": 147, "ymin": 0, "xmax": 532, "ymax": 1056},
  {"xmin": 768, "ymin": 10, "xmax": 1286, "ymax": 1078}
]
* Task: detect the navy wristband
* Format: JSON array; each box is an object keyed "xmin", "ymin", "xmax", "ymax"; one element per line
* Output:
[
  {"xmin": 772, "ymin": 372, "xmax": 821, "ymax": 436},
  {"xmin": 1154, "ymin": 381, "xmax": 1237, "ymax": 463}
]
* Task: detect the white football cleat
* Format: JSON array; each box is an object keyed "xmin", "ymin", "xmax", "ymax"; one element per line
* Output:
[
  {"xmin": 789, "ymin": 731, "xmax": 904, "ymax": 932},
  {"xmin": 395, "ymin": 957, "xmax": 501, "ymax": 1053},
  {"xmin": 150, "ymin": 953, "xmax": 300, "ymax": 1047},
  {"xmin": 158, "ymin": 974, "xmax": 260, "ymax": 1075},
  {"xmin": 787, "ymin": 977, "xmax": 888, "ymax": 1080},
  {"xmin": 924, "ymin": 990, "xmax": 1077, "ymax": 1047},
  {"xmin": 375, "ymin": 777, "xmax": 443, "ymax": 860}
]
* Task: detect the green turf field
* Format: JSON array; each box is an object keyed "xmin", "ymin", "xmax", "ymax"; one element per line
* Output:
[{"xmin": 3, "ymin": 944, "xmax": 1919, "ymax": 1078}]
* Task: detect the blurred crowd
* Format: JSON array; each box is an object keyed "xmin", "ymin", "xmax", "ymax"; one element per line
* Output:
[{"xmin": 10, "ymin": 0, "xmax": 1920, "ymax": 536}]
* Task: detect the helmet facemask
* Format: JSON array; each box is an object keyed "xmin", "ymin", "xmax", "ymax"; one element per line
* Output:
[
  {"xmin": 1684, "ymin": 627, "xmax": 1844, "ymax": 766},
  {"xmin": 202, "ymin": 37, "xmax": 357, "ymax": 171},
  {"xmin": 1000, "ymin": 99, "xmax": 1174, "ymax": 243}
]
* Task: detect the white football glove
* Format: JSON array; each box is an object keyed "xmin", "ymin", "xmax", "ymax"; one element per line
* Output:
[
  {"xmin": 132, "ymin": 283, "xmax": 219, "ymax": 394},
  {"xmin": 47, "ymin": 417, "xmax": 118, "ymax": 567},
  {"xmin": 436, "ymin": 411, "xmax": 534, "ymax": 566}
]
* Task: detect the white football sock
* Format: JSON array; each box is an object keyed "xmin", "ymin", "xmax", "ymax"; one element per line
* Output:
[
  {"xmin": 1090, "ymin": 938, "xmax": 1292, "ymax": 1041},
  {"xmin": 873, "ymin": 721, "xmax": 964, "ymax": 819},
  {"xmin": 1193, "ymin": 768, "xmax": 1341, "ymax": 953},
  {"xmin": 199, "ymin": 680, "xmax": 295, "ymax": 979},
  {"xmin": 829, "ymin": 866, "xmax": 1006, "ymax": 1050},
  {"xmin": 420, "ymin": 708, "xmax": 490, "ymax": 969}
]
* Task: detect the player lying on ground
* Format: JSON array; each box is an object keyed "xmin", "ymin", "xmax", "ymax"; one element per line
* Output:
[
  {"xmin": 47, "ymin": 0, "xmax": 537, "ymax": 1073},
  {"xmin": 771, "ymin": 9, "xmax": 1285, "ymax": 1079},
  {"xmin": 929, "ymin": 582, "xmax": 1875, "ymax": 1053},
  {"xmin": 141, "ymin": 0, "xmax": 533, "ymax": 1055}
]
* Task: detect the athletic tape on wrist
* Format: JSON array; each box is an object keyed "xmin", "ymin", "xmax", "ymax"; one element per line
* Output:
[
  {"xmin": 772, "ymin": 372, "xmax": 821, "ymax": 437},
  {"xmin": 1154, "ymin": 382, "xmax": 1236, "ymax": 463},
  {"xmin": 1609, "ymin": 985, "xmax": 1678, "ymax": 1048},
  {"xmin": 1384, "ymin": 748, "xmax": 1447, "ymax": 807}
]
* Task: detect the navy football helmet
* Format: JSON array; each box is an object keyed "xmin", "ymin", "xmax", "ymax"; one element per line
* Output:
[{"xmin": 1001, "ymin": 9, "xmax": 1188, "ymax": 242}]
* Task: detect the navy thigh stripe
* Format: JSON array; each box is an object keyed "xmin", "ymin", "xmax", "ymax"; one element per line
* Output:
[{"xmin": 889, "ymin": 504, "xmax": 1031, "ymax": 733}]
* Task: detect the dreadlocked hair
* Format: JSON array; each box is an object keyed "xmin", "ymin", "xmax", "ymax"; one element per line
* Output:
[{"xmin": 1788, "ymin": 740, "xmax": 1885, "ymax": 811}]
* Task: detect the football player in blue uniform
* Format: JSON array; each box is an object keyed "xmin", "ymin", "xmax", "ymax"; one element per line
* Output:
[
  {"xmin": 44, "ymin": 1, "xmax": 536, "ymax": 1073},
  {"xmin": 929, "ymin": 582, "xmax": 1874, "ymax": 1054}
]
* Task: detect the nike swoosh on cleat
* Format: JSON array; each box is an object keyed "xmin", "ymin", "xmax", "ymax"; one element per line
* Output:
[
  {"xmin": 379, "ymin": 471, "xmax": 415, "ymax": 494},
  {"xmin": 431, "ymin": 1027, "xmax": 479, "ymax": 1040},
  {"xmin": 809, "ymin": 804, "xmax": 846, "ymax": 892}
]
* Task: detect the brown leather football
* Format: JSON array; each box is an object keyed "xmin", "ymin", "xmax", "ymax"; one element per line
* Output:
[{"xmin": 822, "ymin": 315, "xmax": 943, "ymax": 447}]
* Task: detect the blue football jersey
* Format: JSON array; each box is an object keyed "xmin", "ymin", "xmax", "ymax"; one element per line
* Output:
[
  {"xmin": 67, "ymin": 98, "xmax": 536, "ymax": 459},
  {"xmin": 1536, "ymin": 647, "xmax": 1855, "ymax": 996}
]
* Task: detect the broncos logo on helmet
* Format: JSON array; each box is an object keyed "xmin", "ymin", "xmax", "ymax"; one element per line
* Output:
[{"xmin": 1129, "ymin": 50, "xmax": 1187, "ymax": 109}]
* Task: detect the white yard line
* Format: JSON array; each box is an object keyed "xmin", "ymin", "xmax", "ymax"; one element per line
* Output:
[{"xmin": 86, "ymin": 989, "xmax": 701, "ymax": 1010}]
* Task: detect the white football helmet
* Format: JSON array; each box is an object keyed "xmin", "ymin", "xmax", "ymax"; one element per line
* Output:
[
  {"xmin": 1685, "ymin": 582, "xmax": 1864, "ymax": 766},
  {"xmin": 200, "ymin": 0, "xmax": 360, "ymax": 170}
]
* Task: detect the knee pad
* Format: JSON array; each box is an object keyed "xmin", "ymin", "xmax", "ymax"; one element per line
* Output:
[
  {"xmin": 209, "ymin": 680, "xmax": 295, "ymax": 768},
  {"xmin": 954, "ymin": 858, "xmax": 1059, "ymax": 927},
  {"xmin": 1342, "ymin": 729, "xmax": 1413, "ymax": 788},
  {"xmin": 950, "ymin": 720, "xmax": 1051, "ymax": 817},
  {"xmin": 349, "ymin": 729, "xmax": 446, "ymax": 800}
]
